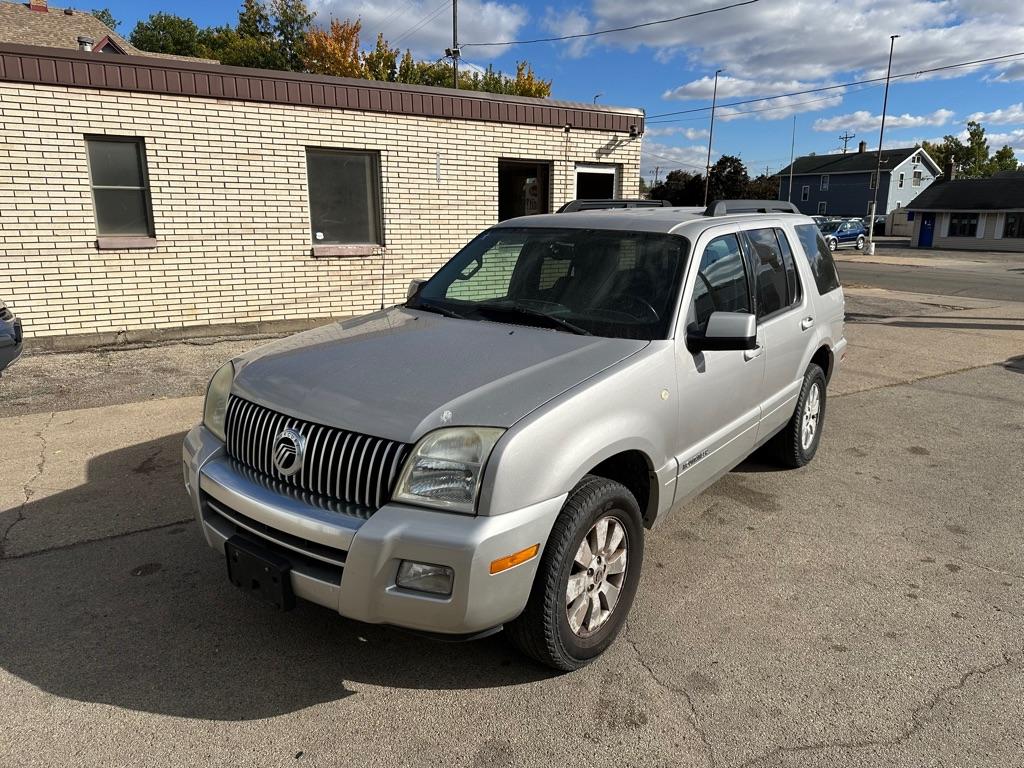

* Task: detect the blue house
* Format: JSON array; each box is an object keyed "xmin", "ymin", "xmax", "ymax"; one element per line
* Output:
[{"xmin": 776, "ymin": 142, "xmax": 941, "ymax": 217}]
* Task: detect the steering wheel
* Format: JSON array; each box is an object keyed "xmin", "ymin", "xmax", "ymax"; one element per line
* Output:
[{"xmin": 592, "ymin": 295, "xmax": 660, "ymax": 323}]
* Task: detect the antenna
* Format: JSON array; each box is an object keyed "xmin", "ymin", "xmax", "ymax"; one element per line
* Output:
[{"xmin": 839, "ymin": 131, "xmax": 856, "ymax": 153}]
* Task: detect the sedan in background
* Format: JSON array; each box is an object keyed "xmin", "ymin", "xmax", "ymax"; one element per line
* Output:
[
  {"xmin": 817, "ymin": 219, "xmax": 867, "ymax": 251},
  {"xmin": 0, "ymin": 299, "xmax": 23, "ymax": 374}
]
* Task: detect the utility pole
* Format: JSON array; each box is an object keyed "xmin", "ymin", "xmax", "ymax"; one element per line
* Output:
[
  {"xmin": 703, "ymin": 68, "xmax": 723, "ymax": 208},
  {"xmin": 867, "ymin": 35, "xmax": 899, "ymax": 255},
  {"xmin": 839, "ymin": 130, "xmax": 856, "ymax": 153},
  {"xmin": 653, "ymin": 166, "xmax": 661, "ymax": 186},
  {"xmin": 449, "ymin": 0, "xmax": 459, "ymax": 89},
  {"xmin": 787, "ymin": 115, "xmax": 796, "ymax": 202}
]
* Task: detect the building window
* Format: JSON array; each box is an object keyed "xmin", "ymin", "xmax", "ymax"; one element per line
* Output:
[
  {"xmin": 898, "ymin": 172, "xmax": 905, "ymax": 188},
  {"xmin": 913, "ymin": 170, "xmax": 923, "ymax": 187},
  {"xmin": 820, "ymin": 175, "xmax": 829, "ymax": 191},
  {"xmin": 306, "ymin": 148, "xmax": 383, "ymax": 245},
  {"xmin": 948, "ymin": 213, "xmax": 978, "ymax": 237},
  {"xmin": 869, "ymin": 172, "xmax": 876, "ymax": 190},
  {"xmin": 801, "ymin": 185, "xmax": 810, "ymax": 201},
  {"xmin": 817, "ymin": 201, "xmax": 827, "ymax": 215},
  {"xmin": 85, "ymin": 136, "xmax": 154, "ymax": 236},
  {"xmin": 895, "ymin": 201, "xmax": 902, "ymax": 209},
  {"xmin": 1004, "ymin": 213, "xmax": 1024, "ymax": 238}
]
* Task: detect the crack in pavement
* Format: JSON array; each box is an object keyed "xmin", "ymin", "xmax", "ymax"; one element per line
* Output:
[
  {"xmin": 735, "ymin": 649, "xmax": 1019, "ymax": 768},
  {"xmin": 0, "ymin": 519, "xmax": 193, "ymax": 563},
  {"xmin": 627, "ymin": 636, "xmax": 718, "ymax": 768},
  {"xmin": 0, "ymin": 411, "xmax": 55, "ymax": 559}
]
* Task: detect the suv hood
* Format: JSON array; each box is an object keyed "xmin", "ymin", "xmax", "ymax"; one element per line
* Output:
[{"xmin": 232, "ymin": 307, "xmax": 648, "ymax": 443}]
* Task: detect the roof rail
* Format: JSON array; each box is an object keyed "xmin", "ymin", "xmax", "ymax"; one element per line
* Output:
[
  {"xmin": 557, "ymin": 198, "xmax": 671, "ymax": 213},
  {"xmin": 704, "ymin": 200, "xmax": 801, "ymax": 216}
]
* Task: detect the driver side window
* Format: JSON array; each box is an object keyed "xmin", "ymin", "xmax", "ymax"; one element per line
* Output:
[{"xmin": 690, "ymin": 234, "xmax": 751, "ymax": 333}]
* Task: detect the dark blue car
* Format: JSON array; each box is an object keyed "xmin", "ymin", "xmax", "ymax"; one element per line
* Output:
[
  {"xmin": 0, "ymin": 300, "xmax": 23, "ymax": 374},
  {"xmin": 818, "ymin": 219, "xmax": 867, "ymax": 251}
]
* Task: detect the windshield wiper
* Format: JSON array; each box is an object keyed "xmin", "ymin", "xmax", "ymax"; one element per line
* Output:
[
  {"xmin": 474, "ymin": 302, "xmax": 592, "ymax": 336},
  {"xmin": 406, "ymin": 298, "xmax": 466, "ymax": 319}
]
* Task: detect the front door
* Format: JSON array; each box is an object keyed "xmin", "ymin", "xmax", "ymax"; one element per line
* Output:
[
  {"xmin": 919, "ymin": 213, "xmax": 935, "ymax": 247},
  {"xmin": 674, "ymin": 231, "xmax": 764, "ymax": 502}
]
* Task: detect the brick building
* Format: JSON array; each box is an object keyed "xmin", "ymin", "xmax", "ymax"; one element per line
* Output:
[{"xmin": 0, "ymin": 43, "xmax": 643, "ymax": 344}]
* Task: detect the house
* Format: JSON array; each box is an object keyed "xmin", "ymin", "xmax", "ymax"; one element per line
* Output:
[
  {"xmin": 776, "ymin": 142, "xmax": 940, "ymax": 218},
  {"xmin": 0, "ymin": 43, "xmax": 643, "ymax": 344},
  {"xmin": 0, "ymin": 0, "xmax": 215, "ymax": 62},
  {"xmin": 906, "ymin": 175, "xmax": 1024, "ymax": 252}
]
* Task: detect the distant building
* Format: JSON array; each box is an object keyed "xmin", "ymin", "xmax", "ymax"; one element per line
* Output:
[
  {"xmin": 0, "ymin": 0, "xmax": 216, "ymax": 63},
  {"xmin": 906, "ymin": 176, "xmax": 1024, "ymax": 252},
  {"xmin": 776, "ymin": 142, "xmax": 940, "ymax": 218}
]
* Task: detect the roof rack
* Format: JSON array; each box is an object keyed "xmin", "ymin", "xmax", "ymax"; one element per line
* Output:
[
  {"xmin": 704, "ymin": 200, "xmax": 800, "ymax": 216},
  {"xmin": 557, "ymin": 199, "xmax": 671, "ymax": 213}
]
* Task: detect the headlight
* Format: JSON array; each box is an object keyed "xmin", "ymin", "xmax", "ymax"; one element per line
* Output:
[
  {"xmin": 393, "ymin": 427, "xmax": 504, "ymax": 513},
  {"xmin": 203, "ymin": 361, "xmax": 235, "ymax": 442}
]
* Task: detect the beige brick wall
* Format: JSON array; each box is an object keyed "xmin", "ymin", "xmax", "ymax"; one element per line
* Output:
[{"xmin": 0, "ymin": 83, "xmax": 642, "ymax": 338}]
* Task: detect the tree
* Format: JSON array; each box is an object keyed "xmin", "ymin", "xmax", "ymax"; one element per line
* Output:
[
  {"xmin": 302, "ymin": 18, "xmax": 362, "ymax": 77},
  {"xmin": 648, "ymin": 169, "xmax": 704, "ymax": 206},
  {"xmin": 129, "ymin": 12, "xmax": 201, "ymax": 57},
  {"xmin": 272, "ymin": 0, "xmax": 315, "ymax": 72},
  {"xmin": 922, "ymin": 120, "xmax": 1020, "ymax": 178},
  {"xmin": 707, "ymin": 154, "xmax": 749, "ymax": 201},
  {"xmin": 199, "ymin": 26, "xmax": 284, "ymax": 69},
  {"xmin": 745, "ymin": 173, "xmax": 779, "ymax": 200},
  {"xmin": 989, "ymin": 145, "xmax": 1020, "ymax": 174},
  {"xmin": 91, "ymin": 8, "xmax": 118, "ymax": 31},
  {"xmin": 237, "ymin": 0, "xmax": 273, "ymax": 39}
]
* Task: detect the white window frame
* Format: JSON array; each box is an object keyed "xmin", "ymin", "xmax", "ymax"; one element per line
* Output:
[
  {"xmin": 820, "ymin": 175, "xmax": 829, "ymax": 191},
  {"xmin": 898, "ymin": 172, "xmax": 905, "ymax": 188},
  {"xmin": 801, "ymin": 185, "xmax": 810, "ymax": 201},
  {"xmin": 913, "ymin": 170, "xmax": 923, "ymax": 187},
  {"xmin": 574, "ymin": 163, "xmax": 618, "ymax": 198},
  {"xmin": 817, "ymin": 201, "xmax": 827, "ymax": 215}
]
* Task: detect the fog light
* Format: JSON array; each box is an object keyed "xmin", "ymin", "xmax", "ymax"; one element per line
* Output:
[{"xmin": 396, "ymin": 561, "xmax": 454, "ymax": 596}]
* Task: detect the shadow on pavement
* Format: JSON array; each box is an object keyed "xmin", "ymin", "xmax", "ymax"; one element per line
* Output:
[
  {"xmin": 1004, "ymin": 355, "xmax": 1024, "ymax": 374},
  {"xmin": 0, "ymin": 435, "xmax": 553, "ymax": 722}
]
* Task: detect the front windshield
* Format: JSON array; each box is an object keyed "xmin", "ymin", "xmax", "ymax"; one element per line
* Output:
[
  {"xmin": 819, "ymin": 222, "xmax": 841, "ymax": 233},
  {"xmin": 411, "ymin": 227, "xmax": 690, "ymax": 340}
]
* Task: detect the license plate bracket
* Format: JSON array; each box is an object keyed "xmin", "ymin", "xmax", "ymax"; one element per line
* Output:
[{"xmin": 225, "ymin": 535, "xmax": 295, "ymax": 610}]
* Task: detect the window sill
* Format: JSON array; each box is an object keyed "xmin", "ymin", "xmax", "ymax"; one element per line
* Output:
[
  {"xmin": 311, "ymin": 244, "xmax": 384, "ymax": 258},
  {"xmin": 96, "ymin": 236, "xmax": 158, "ymax": 250}
]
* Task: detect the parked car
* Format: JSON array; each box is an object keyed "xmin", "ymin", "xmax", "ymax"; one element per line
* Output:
[
  {"xmin": 870, "ymin": 215, "xmax": 887, "ymax": 236},
  {"xmin": 0, "ymin": 300, "xmax": 23, "ymax": 374},
  {"xmin": 184, "ymin": 202, "xmax": 846, "ymax": 670},
  {"xmin": 818, "ymin": 218, "xmax": 867, "ymax": 251}
]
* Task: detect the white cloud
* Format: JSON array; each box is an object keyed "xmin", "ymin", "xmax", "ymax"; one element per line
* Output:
[
  {"xmin": 310, "ymin": 0, "xmax": 529, "ymax": 58},
  {"xmin": 663, "ymin": 76, "xmax": 823, "ymax": 102},
  {"xmin": 640, "ymin": 141, "xmax": 709, "ymax": 176},
  {"xmin": 990, "ymin": 60, "xmax": 1024, "ymax": 82},
  {"xmin": 718, "ymin": 93, "xmax": 846, "ymax": 122},
  {"xmin": 987, "ymin": 128, "xmax": 1024, "ymax": 149},
  {"xmin": 968, "ymin": 102, "xmax": 1024, "ymax": 125},
  {"xmin": 644, "ymin": 126, "xmax": 709, "ymax": 139},
  {"xmin": 813, "ymin": 109, "xmax": 955, "ymax": 132},
  {"xmin": 542, "ymin": 7, "xmax": 591, "ymax": 58}
]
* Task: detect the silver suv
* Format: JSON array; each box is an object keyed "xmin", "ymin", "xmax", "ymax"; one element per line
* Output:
[{"xmin": 183, "ymin": 203, "xmax": 846, "ymax": 670}]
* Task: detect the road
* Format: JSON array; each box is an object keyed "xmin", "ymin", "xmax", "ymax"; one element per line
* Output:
[
  {"xmin": 838, "ymin": 260, "xmax": 1024, "ymax": 301},
  {"xmin": 2, "ymin": 288, "xmax": 1023, "ymax": 767}
]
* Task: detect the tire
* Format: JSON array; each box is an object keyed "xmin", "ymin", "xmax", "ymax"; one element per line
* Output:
[
  {"xmin": 856, "ymin": 235, "xmax": 865, "ymax": 250},
  {"xmin": 506, "ymin": 475, "xmax": 644, "ymax": 671},
  {"xmin": 828, "ymin": 238, "xmax": 838, "ymax": 252},
  {"xmin": 771, "ymin": 363, "xmax": 827, "ymax": 468}
]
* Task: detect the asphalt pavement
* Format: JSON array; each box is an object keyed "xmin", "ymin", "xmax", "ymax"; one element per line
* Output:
[{"xmin": 1, "ymin": 285, "xmax": 1023, "ymax": 767}]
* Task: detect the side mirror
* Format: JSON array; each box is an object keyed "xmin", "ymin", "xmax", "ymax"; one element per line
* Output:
[
  {"xmin": 407, "ymin": 279, "xmax": 426, "ymax": 301},
  {"xmin": 686, "ymin": 311, "xmax": 757, "ymax": 354}
]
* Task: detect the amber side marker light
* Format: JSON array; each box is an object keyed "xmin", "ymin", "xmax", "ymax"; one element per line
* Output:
[{"xmin": 490, "ymin": 544, "xmax": 540, "ymax": 574}]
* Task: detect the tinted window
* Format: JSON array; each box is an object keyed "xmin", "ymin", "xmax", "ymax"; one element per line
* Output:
[
  {"xmin": 416, "ymin": 227, "xmax": 689, "ymax": 340},
  {"xmin": 794, "ymin": 223, "xmax": 841, "ymax": 294},
  {"xmin": 689, "ymin": 234, "xmax": 750, "ymax": 332},
  {"xmin": 747, "ymin": 228, "xmax": 790, "ymax": 318},
  {"xmin": 86, "ymin": 137, "xmax": 153, "ymax": 236},
  {"xmin": 307, "ymin": 149, "xmax": 382, "ymax": 245},
  {"xmin": 775, "ymin": 228, "xmax": 802, "ymax": 308}
]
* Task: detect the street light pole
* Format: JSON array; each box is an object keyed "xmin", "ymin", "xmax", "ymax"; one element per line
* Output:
[
  {"xmin": 452, "ymin": 0, "xmax": 459, "ymax": 89},
  {"xmin": 787, "ymin": 115, "xmax": 796, "ymax": 202},
  {"xmin": 703, "ymin": 68, "xmax": 723, "ymax": 208},
  {"xmin": 867, "ymin": 34, "xmax": 899, "ymax": 255}
]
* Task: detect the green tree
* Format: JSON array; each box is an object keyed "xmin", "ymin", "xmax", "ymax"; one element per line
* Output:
[
  {"xmin": 199, "ymin": 26, "xmax": 284, "ymax": 69},
  {"xmin": 745, "ymin": 172, "xmax": 779, "ymax": 199},
  {"xmin": 922, "ymin": 120, "xmax": 1021, "ymax": 178},
  {"xmin": 130, "ymin": 12, "xmax": 201, "ymax": 57},
  {"xmin": 238, "ymin": 0, "xmax": 273, "ymax": 39},
  {"xmin": 91, "ymin": 8, "xmax": 118, "ymax": 30},
  {"xmin": 649, "ymin": 169, "xmax": 704, "ymax": 206},
  {"xmin": 989, "ymin": 145, "xmax": 1020, "ymax": 174},
  {"xmin": 363, "ymin": 32, "xmax": 399, "ymax": 82},
  {"xmin": 707, "ymin": 154, "xmax": 749, "ymax": 201},
  {"xmin": 272, "ymin": 0, "xmax": 315, "ymax": 71}
]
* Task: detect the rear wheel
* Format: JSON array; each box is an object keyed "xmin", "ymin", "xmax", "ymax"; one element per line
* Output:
[
  {"xmin": 856, "ymin": 235, "xmax": 866, "ymax": 250},
  {"xmin": 771, "ymin": 363, "xmax": 827, "ymax": 468},
  {"xmin": 506, "ymin": 476, "xmax": 644, "ymax": 671}
]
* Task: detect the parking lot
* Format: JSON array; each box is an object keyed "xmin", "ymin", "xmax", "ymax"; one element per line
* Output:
[{"xmin": 2, "ymin": 285, "xmax": 1023, "ymax": 767}]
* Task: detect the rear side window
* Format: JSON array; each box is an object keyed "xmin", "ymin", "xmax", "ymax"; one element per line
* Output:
[
  {"xmin": 794, "ymin": 223, "xmax": 841, "ymax": 294},
  {"xmin": 746, "ymin": 228, "xmax": 801, "ymax": 319},
  {"xmin": 690, "ymin": 234, "xmax": 750, "ymax": 332}
]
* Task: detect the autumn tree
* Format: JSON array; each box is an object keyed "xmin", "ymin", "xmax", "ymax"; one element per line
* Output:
[{"xmin": 302, "ymin": 18, "xmax": 363, "ymax": 77}]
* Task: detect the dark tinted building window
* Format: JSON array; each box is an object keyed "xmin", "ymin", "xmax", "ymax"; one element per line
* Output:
[
  {"xmin": 1004, "ymin": 213, "xmax": 1024, "ymax": 238},
  {"xmin": 794, "ymin": 223, "xmax": 841, "ymax": 295},
  {"xmin": 747, "ymin": 227, "xmax": 801, "ymax": 319},
  {"xmin": 948, "ymin": 213, "xmax": 978, "ymax": 237},
  {"xmin": 86, "ymin": 137, "xmax": 153, "ymax": 236},
  {"xmin": 690, "ymin": 234, "xmax": 750, "ymax": 332},
  {"xmin": 307, "ymin": 149, "xmax": 383, "ymax": 245}
]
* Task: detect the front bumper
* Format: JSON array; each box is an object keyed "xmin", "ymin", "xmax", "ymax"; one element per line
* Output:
[
  {"xmin": 183, "ymin": 424, "xmax": 564, "ymax": 635},
  {"xmin": 0, "ymin": 316, "xmax": 23, "ymax": 373}
]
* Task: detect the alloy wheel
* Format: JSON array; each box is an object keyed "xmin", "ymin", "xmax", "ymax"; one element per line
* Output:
[
  {"xmin": 565, "ymin": 515, "xmax": 628, "ymax": 636},
  {"xmin": 801, "ymin": 382, "xmax": 821, "ymax": 450}
]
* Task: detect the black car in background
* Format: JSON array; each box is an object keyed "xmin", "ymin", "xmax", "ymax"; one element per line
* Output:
[{"xmin": 0, "ymin": 300, "xmax": 23, "ymax": 374}]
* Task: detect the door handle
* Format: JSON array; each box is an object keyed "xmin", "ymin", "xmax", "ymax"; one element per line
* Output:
[
  {"xmin": 744, "ymin": 345, "xmax": 763, "ymax": 361},
  {"xmin": 800, "ymin": 316, "xmax": 815, "ymax": 331}
]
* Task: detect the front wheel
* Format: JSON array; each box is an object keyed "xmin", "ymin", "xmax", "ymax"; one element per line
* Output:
[
  {"xmin": 856, "ymin": 235, "xmax": 866, "ymax": 250},
  {"xmin": 506, "ymin": 476, "xmax": 644, "ymax": 671},
  {"xmin": 770, "ymin": 363, "xmax": 827, "ymax": 468}
]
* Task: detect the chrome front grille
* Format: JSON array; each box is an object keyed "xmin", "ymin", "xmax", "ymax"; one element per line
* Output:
[{"xmin": 224, "ymin": 395, "xmax": 409, "ymax": 510}]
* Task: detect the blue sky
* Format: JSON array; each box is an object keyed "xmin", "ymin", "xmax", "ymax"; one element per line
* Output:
[{"xmin": 98, "ymin": 0, "xmax": 1024, "ymax": 181}]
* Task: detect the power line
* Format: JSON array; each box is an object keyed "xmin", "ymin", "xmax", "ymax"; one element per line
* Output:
[
  {"xmin": 646, "ymin": 88, "xmax": 878, "ymax": 124},
  {"xmin": 394, "ymin": 0, "xmax": 451, "ymax": 46},
  {"xmin": 461, "ymin": 0, "xmax": 758, "ymax": 48},
  {"xmin": 647, "ymin": 50, "xmax": 1024, "ymax": 119}
]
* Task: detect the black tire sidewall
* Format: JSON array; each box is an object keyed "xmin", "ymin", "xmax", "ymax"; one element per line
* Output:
[
  {"xmin": 552, "ymin": 482, "xmax": 644, "ymax": 663},
  {"xmin": 795, "ymin": 367, "xmax": 827, "ymax": 463}
]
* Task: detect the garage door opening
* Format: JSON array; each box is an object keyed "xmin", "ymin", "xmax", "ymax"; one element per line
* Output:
[
  {"xmin": 498, "ymin": 160, "xmax": 550, "ymax": 221},
  {"xmin": 575, "ymin": 164, "xmax": 618, "ymax": 199}
]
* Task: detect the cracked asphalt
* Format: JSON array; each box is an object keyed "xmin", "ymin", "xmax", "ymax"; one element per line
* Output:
[{"xmin": 1, "ymin": 287, "xmax": 1023, "ymax": 767}]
